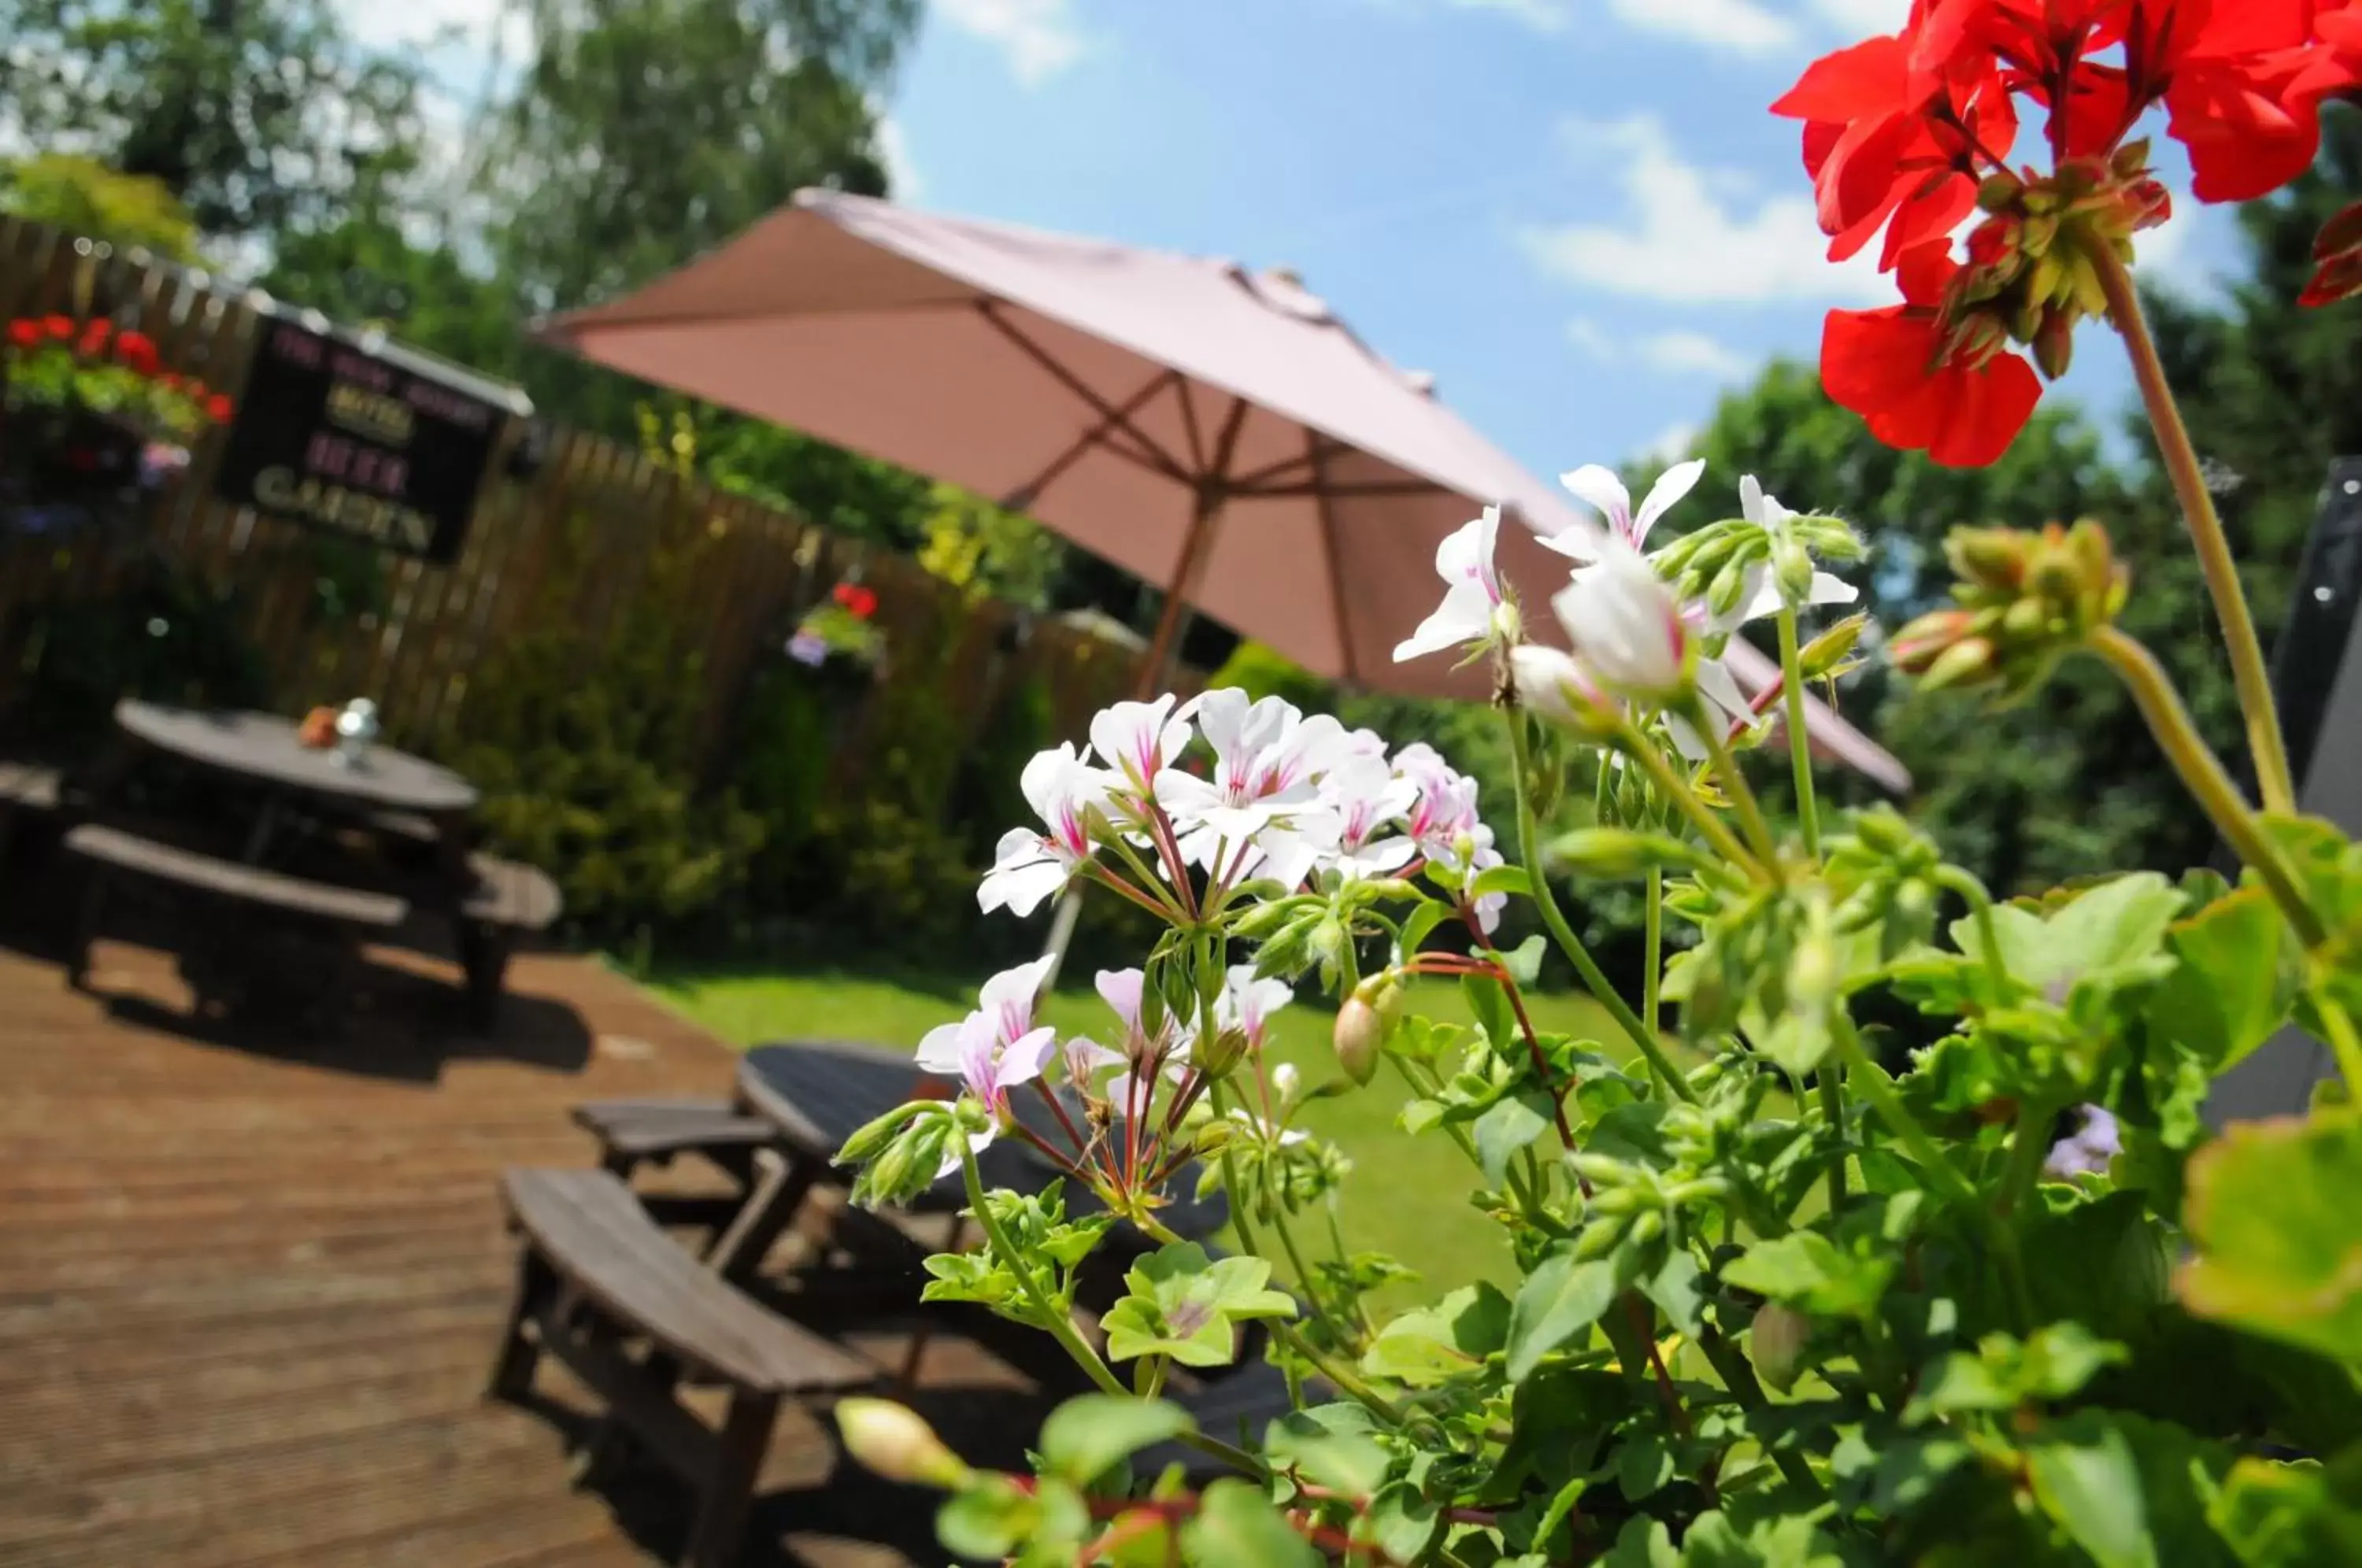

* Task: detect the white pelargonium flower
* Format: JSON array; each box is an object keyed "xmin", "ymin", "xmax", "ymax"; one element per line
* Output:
[
  {"xmin": 1316, "ymin": 754, "xmax": 1419, "ymax": 882},
  {"xmin": 1096, "ymin": 967, "xmax": 1194, "ymax": 1114},
  {"xmin": 914, "ymin": 957, "xmax": 1059, "ymax": 1174},
  {"xmin": 1709, "ymin": 475, "xmax": 1859, "ymax": 632},
  {"xmin": 1215, "ymin": 963, "xmax": 1295, "ymax": 1052},
  {"xmin": 1549, "ymin": 543, "xmax": 1690, "ymax": 703},
  {"xmin": 1543, "ymin": 458, "xmax": 1705, "ymax": 563},
  {"xmin": 1154, "ymin": 689, "xmax": 1348, "ymax": 888},
  {"xmin": 979, "ymin": 743, "xmax": 1115, "ymax": 917},
  {"xmin": 1089, "ymin": 693, "xmax": 1197, "ymax": 801},
  {"xmin": 1509, "ymin": 645, "xmax": 1610, "ymax": 729},
  {"xmin": 1226, "ymin": 1106, "xmax": 1309, "ymax": 1148},
  {"xmin": 1393, "ymin": 505, "xmax": 1512, "ymax": 664}
]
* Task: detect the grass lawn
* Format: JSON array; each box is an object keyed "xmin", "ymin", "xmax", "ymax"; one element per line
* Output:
[{"xmin": 644, "ymin": 959, "xmax": 1638, "ymax": 1302}]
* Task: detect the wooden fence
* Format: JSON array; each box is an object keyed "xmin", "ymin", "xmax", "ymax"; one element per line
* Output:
[{"xmin": 0, "ymin": 217, "xmax": 1163, "ymax": 793}]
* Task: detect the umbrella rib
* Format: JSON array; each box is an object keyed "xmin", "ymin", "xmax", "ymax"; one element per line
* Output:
[
  {"xmin": 1303, "ymin": 428, "xmax": 1358, "ymax": 687},
  {"xmin": 1000, "ymin": 368, "xmax": 1183, "ymax": 510},
  {"xmin": 975, "ymin": 301, "xmax": 1196, "ymax": 486},
  {"xmin": 1175, "ymin": 379, "xmax": 1208, "ymax": 474},
  {"xmin": 1240, "ymin": 478, "xmax": 1440, "ymax": 500}
]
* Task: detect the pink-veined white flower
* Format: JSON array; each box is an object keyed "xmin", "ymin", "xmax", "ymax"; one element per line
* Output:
[
  {"xmin": 1095, "ymin": 967, "xmax": 1194, "ymax": 1115},
  {"xmin": 914, "ymin": 958, "xmax": 1060, "ymax": 1173},
  {"xmin": 1543, "ymin": 459, "xmax": 1705, "ymax": 562},
  {"xmin": 1315, "ymin": 754, "xmax": 1419, "ymax": 882},
  {"xmin": 1393, "ymin": 505, "xmax": 1511, "ymax": 664},
  {"xmin": 1707, "ymin": 475, "xmax": 1859, "ymax": 632},
  {"xmin": 1154, "ymin": 690, "xmax": 1348, "ymax": 887},
  {"xmin": 979, "ymin": 743, "xmax": 1115, "ymax": 917},
  {"xmin": 1089, "ymin": 694, "xmax": 1197, "ymax": 801},
  {"xmin": 1509, "ymin": 644, "xmax": 1612, "ymax": 729},
  {"xmin": 1216, "ymin": 963, "xmax": 1295, "ymax": 1052},
  {"xmin": 1226, "ymin": 1106, "xmax": 1309, "ymax": 1148},
  {"xmin": 1549, "ymin": 543, "xmax": 1690, "ymax": 702}
]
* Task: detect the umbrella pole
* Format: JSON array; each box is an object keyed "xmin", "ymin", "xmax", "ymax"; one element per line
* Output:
[{"xmin": 1038, "ymin": 488, "xmax": 1226, "ymax": 989}]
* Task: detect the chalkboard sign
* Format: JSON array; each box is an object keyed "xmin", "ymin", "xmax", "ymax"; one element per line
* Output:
[{"xmin": 212, "ymin": 316, "xmax": 528, "ymax": 564}]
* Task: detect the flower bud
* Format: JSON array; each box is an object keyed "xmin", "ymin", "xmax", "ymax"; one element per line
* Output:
[
  {"xmin": 2032, "ymin": 308, "xmax": 2075, "ymax": 380},
  {"xmin": 1510, "ymin": 645, "xmax": 1616, "ymax": 737},
  {"xmin": 835, "ymin": 1100, "xmax": 931, "ymax": 1166},
  {"xmin": 1975, "ymin": 169, "xmax": 2023, "ymax": 213},
  {"xmin": 1547, "ymin": 827, "xmax": 1698, "ymax": 881},
  {"xmin": 1272, "ymin": 1062, "xmax": 1301, "ymax": 1108},
  {"xmin": 1919, "ymin": 636, "xmax": 1997, "ymax": 693},
  {"xmin": 1197, "ymin": 1025, "xmax": 1252, "ymax": 1082},
  {"xmin": 1946, "ymin": 528, "xmax": 2026, "ymax": 591},
  {"xmin": 836, "ymin": 1399, "xmax": 973, "ymax": 1489},
  {"xmin": 1797, "ymin": 613, "xmax": 1869, "ymax": 680},
  {"xmin": 1308, "ymin": 917, "xmax": 1347, "ymax": 971},
  {"xmin": 1333, "ymin": 973, "xmax": 1401, "ymax": 1085},
  {"xmin": 1748, "ymin": 1304, "xmax": 1809, "ymax": 1394}
]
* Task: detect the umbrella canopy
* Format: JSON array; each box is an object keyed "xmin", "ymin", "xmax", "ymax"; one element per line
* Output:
[{"xmin": 544, "ymin": 188, "xmax": 1906, "ymax": 790}]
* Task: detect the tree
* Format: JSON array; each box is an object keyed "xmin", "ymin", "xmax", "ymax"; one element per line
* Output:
[
  {"xmin": 483, "ymin": 0, "xmax": 919, "ymax": 320},
  {"xmin": 0, "ymin": 153, "xmax": 203, "ymax": 261},
  {"xmin": 0, "ymin": 0, "xmax": 428, "ymax": 242}
]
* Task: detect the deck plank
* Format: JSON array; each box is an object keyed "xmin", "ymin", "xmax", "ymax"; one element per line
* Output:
[{"xmin": 0, "ymin": 923, "xmax": 976, "ymax": 1567}]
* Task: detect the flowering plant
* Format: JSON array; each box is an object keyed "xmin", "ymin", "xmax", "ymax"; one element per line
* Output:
[
  {"xmin": 825, "ymin": 8, "xmax": 2362, "ymax": 1562},
  {"xmin": 783, "ymin": 576, "xmax": 886, "ymax": 671},
  {"xmin": 3, "ymin": 314, "xmax": 231, "ymax": 446}
]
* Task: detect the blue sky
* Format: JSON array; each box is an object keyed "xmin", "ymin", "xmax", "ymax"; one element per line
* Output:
[{"xmin": 357, "ymin": 0, "xmax": 2247, "ymax": 483}]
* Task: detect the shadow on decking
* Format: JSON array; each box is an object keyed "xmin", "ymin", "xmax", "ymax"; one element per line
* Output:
[{"xmin": 0, "ymin": 836, "xmax": 1057, "ymax": 1566}]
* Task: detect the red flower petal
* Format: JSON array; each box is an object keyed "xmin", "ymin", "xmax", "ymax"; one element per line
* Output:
[{"xmin": 1773, "ymin": 35, "xmax": 1911, "ymax": 123}]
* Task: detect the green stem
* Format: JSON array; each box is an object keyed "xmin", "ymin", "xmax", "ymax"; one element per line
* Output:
[
  {"xmin": 2000, "ymin": 1099, "xmax": 2058, "ymax": 1221},
  {"xmin": 1691, "ymin": 699, "xmax": 1779, "ymax": 866},
  {"xmin": 2097, "ymin": 246, "xmax": 2297, "ymax": 817},
  {"xmin": 961, "ymin": 1137, "xmax": 1125, "ymax": 1398},
  {"xmin": 2315, "ymin": 992, "xmax": 2362, "ymax": 1091},
  {"xmin": 1775, "ymin": 606, "xmax": 1821, "ymax": 860},
  {"xmin": 1834, "ymin": 1019, "xmax": 2034, "ymax": 1329},
  {"xmin": 1266, "ymin": 1202, "xmax": 1349, "ymax": 1348},
  {"xmin": 1505, "ymin": 712, "xmax": 1700, "ymax": 1105},
  {"xmin": 1817, "ymin": 1071, "xmax": 1848, "ymax": 1217},
  {"xmin": 2088, "ymin": 627, "xmax": 2323, "ymax": 947},
  {"xmin": 1936, "ymin": 865, "xmax": 2012, "ymax": 993},
  {"xmin": 1614, "ymin": 719, "xmax": 1762, "ymax": 876},
  {"xmin": 1644, "ymin": 867, "xmax": 1664, "ymax": 1036}
]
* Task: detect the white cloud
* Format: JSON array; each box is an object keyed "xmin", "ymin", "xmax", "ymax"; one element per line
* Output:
[
  {"xmin": 336, "ymin": 0, "xmax": 530, "ymax": 62},
  {"xmin": 1447, "ymin": 0, "xmax": 1571, "ymax": 28},
  {"xmin": 1567, "ymin": 319, "xmax": 1757, "ymax": 381},
  {"xmin": 1605, "ymin": 0, "xmax": 1794, "ymax": 54},
  {"xmin": 939, "ymin": 0, "xmax": 1087, "ymax": 86},
  {"xmin": 1643, "ymin": 420, "xmax": 1704, "ymax": 464},
  {"xmin": 1636, "ymin": 330, "xmax": 1757, "ymax": 379},
  {"xmin": 1808, "ymin": 0, "xmax": 1910, "ymax": 34},
  {"xmin": 1518, "ymin": 113, "xmax": 1891, "ymax": 306}
]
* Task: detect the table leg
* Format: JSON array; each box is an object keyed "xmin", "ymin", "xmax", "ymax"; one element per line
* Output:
[{"xmin": 707, "ymin": 1149, "xmax": 821, "ymax": 1285}]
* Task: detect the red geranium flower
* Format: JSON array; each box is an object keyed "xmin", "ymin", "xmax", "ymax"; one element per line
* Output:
[
  {"xmin": 43, "ymin": 315, "xmax": 73, "ymax": 339},
  {"xmin": 1820, "ymin": 242, "xmax": 2043, "ymax": 468},
  {"xmin": 5, "ymin": 319, "xmax": 40, "ymax": 349},
  {"xmin": 205, "ymin": 393, "xmax": 234, "ymax": 423},
  {"xmin": 114, "ymin": 329, "xmax": 160, "ymax": 376},
  {"xmin": 833, "ymin": 582, "xmax": 879, "ymax": 619}
]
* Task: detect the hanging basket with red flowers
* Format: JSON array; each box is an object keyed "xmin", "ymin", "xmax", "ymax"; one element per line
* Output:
[
  {"xmin": 783, "ymin": 574, "xmax": 889, "ymax": 675},
  {"xmin": 2, "ymin": 314, "xmax": 234, "ymax": 508}
]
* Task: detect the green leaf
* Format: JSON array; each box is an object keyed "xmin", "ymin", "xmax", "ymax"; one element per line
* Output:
[
  {"xmin": 1101, "ymin": 1243, "xmax": 1300, "ymax": 1368},
  {"xmin": 2208, "ymin": 1452, "xmax": 2362, "ymax": 1566},
  {"xmin": 1264, "ymin": 1404, "xmax": 1390, "ymax": 1496},
  {"xmin": 1462, "ymin": 973, "xmax": 1516, "ymax": 1056},
  {"xmin": 1533, "ymin": 1476, "xmax": 1588, "ymax": 1557},
  {"xmin": 1038, "ymin": 1395, "xmax": 1194, "ymax": 1486},
  {"xmin": 2026, "ymin": 1411, "xmax": 2157, "ymax": 1568},
  {"xmin": 1472, "ymin": 862, "xmax": 1533, "ymax": 900},
  {"xmin": 1602, "ymin": 1518, "xmax": 1679, "ymax": 1568},
  {"xmin": 1721, "ymin": 1231, "xmax": 1890, "ymax": 1319},
  {"xmin": 1365, "ymin": 1480, "xmax": 1442, "ymax": 1562},
  {"xmin": 1504, "ymin": 934, "xmax": 1548, "ymax": 989},
  {"xmin": 1360, "ymin": 1282, "xmax": 1512, "ymax": 1387},
  {"xmin": 1952, "ymin": 872, "xmax": 2184, "ymax": 1007},
  {"xmin": 1399, "ymin": 1098, "xmax": 1446, "ymax": 1136},
  {"xmin": 1907, "ymin": 1324, "xmax": 2128, "ymax": 1421},
  {"xmin": 939, "ymin": 1477, "xmax": 1039, "ymax": 1560},
  {"xmin": 1179, "ymin": 1477, "xmax": 1322, "ymax": 1568},
  {"xmin": 2179, "ymin": 1107, "xmax": 2362, "ymax": 1365},
  {"xmin": 1507, "ymin": 1246, "xmax": 1628, "ymax": 1384},
  {"xmin": 1472, "ymin": 1093, "xmax": 1553, "ymax": 1185},
  {"xmin": 1642, "ymin": 1249, "xmax": 1704, "ymax": 1338},
  {"xmin": 2152, "ymin": 886, "xmax": 2298, "ymax": 1071},
  {"xmin": 1616, "ymin": 1429, "xmax": 1674, "ymax": 1501}
]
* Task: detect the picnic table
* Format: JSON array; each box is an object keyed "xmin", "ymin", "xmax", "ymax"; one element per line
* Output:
[{"xmin": 61, "ymin": 699, "xmax": 558, "ymax": 1024}]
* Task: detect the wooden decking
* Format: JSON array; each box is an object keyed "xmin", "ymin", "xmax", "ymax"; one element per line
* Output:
[{"xmin": 0, "ymin": 903, "xmax": 1040, "ymax": 1566}]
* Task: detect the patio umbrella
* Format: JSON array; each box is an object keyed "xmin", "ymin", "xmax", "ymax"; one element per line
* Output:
[{"xmin": 543, "ymin": 190, "xmax": 1908, "ymax": 970}]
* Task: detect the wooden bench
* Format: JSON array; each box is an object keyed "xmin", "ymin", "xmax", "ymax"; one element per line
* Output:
[
  {"xmin": 573, "ymin": 1097, "xmax": 778, "ymax": 1179},
  {"xmin": 489, "ymin": 1168, "xmax": 873, "ymax": 1568},
  {"xmin": 61, "ymin": 822, "xmax": 409, "ymax": 998},
  {"xmin": 455, "ymin": 852, "xmax": 562, "ymax": 1029},
  {"xmin": 0, "ymin": 759, "xmax": 65, "ymax": 863}
]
